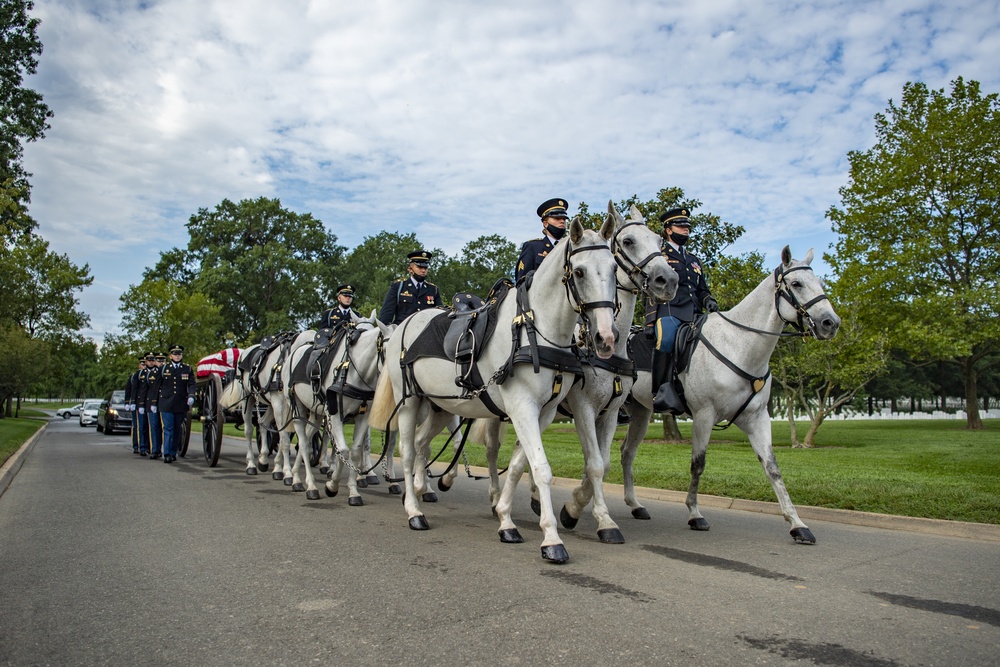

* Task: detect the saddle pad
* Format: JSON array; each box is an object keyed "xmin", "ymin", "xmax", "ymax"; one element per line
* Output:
[
  {"xmin": 290, "ymin": 328, "xmax": 348, "ymax": 386},
  {"xmin": 627, "ymin": 331, "xmax": 654, "ymax": 373},
  {"xmin": 401, "ymin": 312, "xmax": 452, "ymax": 364},
  {"xmin": 239, "ymin": 346, "xmax": 266, "ymax": 374}
]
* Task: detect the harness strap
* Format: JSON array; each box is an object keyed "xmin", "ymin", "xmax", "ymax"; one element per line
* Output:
[{"xmin": 695, "ymin": 332, "xmax": 770, "ymax": 430}]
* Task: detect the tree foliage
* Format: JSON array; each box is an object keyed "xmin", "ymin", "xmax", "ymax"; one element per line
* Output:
[
  {"xmin": 0, "ymin": 0, "xmax": 52, "ymax": 237},
  {"xmin": 0, "ymin": 321, "xmax": 48, "ymax": 415},
  {"xmin": 148, "ymin": 197, "xmax": 345, "ymax": 343},
  {"xmin": 118, "ymin": 278, "xmax": 224, "ymax": 362},
  {"xmin": 827, "ymin": 77, "xmax": 1000, "ymax": 429}
]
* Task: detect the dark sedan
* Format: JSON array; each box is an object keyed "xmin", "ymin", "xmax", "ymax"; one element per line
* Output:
[{"xmin": 97, "ymin": 389, "xmax": 132, "ymax": 435}]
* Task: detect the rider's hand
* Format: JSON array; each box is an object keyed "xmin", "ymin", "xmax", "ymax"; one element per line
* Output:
[
  {"xmin": 704, "ymin": 297, "xmax": 720, "ymax": 313},
  {"xmin": 187, "ymin": 397, "xmax": 194, "ymax": 407}
]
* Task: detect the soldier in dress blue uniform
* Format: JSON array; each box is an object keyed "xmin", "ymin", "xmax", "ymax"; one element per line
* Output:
[
  {"xmin": 125, "ymin": 356, "xmax": 145, "ymax": 453},
  {"xmin": 379, "ymin": 250, "xmax": 442, "ymax": 325},
  {"xmin": 320, "ymin": 284, "xmax": 360, "ymax": 330},
  {"xmin": 644, "ymin": 207, "xmax": 719, "ymax": 414},
  {"xmin": 152, "ymin": 344, "xmax": 197, "ymax": 464},
  {"xmin": 144, "ymin": 352, "xmax": 165, "ymax": 459},
  {"xmin": 515, "ymin": 198, "xmax": 570, "ymax": 282},
  {"xmin": 134, "ymin": 353, "xmax": 154, "ymax": 456}
]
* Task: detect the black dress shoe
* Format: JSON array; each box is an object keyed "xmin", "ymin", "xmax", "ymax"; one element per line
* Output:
[
  {"xmin": 164, "ymin": 456, "xmax": 173, "ymax": 463},
  {"xmin": 139, "ymin": 451, "xmax": 149, "ymax": 456},
  {"xmin": 149, "ymin": 453, "xmax": 162, "ymax": 460}
]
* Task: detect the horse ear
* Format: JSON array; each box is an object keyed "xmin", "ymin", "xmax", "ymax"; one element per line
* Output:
[
  {"xmin": 804, "ymin": 248, "xmax": 814, "ymax": 265},
  {"xmin": 605, "ymin": 200, "xmax": 624, "ymax": 231},
  {"xmin": 628, "ymin": 204, "xmax": 644, "ymax": 222},
  {"xmin": 781, "ymin": 245, "xmax": 792, "ymax": 266},
  {"xmin": 570, "ymin": 216, "xmax": 585, "ymax": 244},
  {"xmin": 376, "ymin": 319, "xmax": 393, "ymax": 337}
]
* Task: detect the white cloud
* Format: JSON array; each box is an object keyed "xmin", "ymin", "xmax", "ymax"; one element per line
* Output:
[{"xmin": 21, "ymin": 0, "xmax": 1000, "ymax": 341}]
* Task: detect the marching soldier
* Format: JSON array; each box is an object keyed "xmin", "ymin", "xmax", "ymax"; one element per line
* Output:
[
  {"xmin": 125, "ymin": 356, "xmax": 145, "ymax": 454},
  {"xmin": 134, "ymin": 352, "xmax": 154, "ymax": 456},
  {"xmin": 515, "ymin": 198, "xmax": 570, "ymax": 282},
  {"xmin": 144, "ymin": 352, "xmax": 165, "ymax": 459},
  {"xmin": 379, "ymin": 250, "xmax": 442, "ymax": 325},
  {"xmin": 320, "ymin": 284, "xmax": 360, "ymax": 330},
  {"xmin": 644, "ymin": 207, "xmax": 719, "ymax": 414},
  {"xmin": 152, "ymin": 344, "xmax": 197, "ymax": 464}
]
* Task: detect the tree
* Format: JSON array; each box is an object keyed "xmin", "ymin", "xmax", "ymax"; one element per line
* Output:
[
  {"xmin": 1, "ymin": 0, "xmax": 52, "ymax": 238},
  {"xmin": 0, "ymin": 232, "xmax": 92, "ymax": 337},
  {"xmin": 0, "ymin": 321, "xmax": 48, "ymax": 416},
  {"xmin": 828, "ymin": 77, "xmax": 1000, "ymax": 429},
  {"xmin": 338, "ymin": 231, "xmax": 423, "ymax": 317},
  {"xmin": 432, "ymin": 234, "xmax": 519, "ymax": 302},
  {"xmin": 149, "ymin": 197, "xmax": 345, "ymax": 343},
  {"xmin": 118, "ymin": 278, "xmax": 224, "ymax": 362}
]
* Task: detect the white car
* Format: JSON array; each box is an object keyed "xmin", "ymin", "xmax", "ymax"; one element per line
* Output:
[
  {"xmin": 79, "ymin": 399, "xmax": 103, "ymax": 427},
  {"xmin": 56, "ymin": 403, "xmax": 84, "ymax": 419}
]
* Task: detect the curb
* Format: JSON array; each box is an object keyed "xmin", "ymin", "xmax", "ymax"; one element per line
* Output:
[{"xmin": 0, "ymin": 421, "xmax": 48, "ymax": 500}]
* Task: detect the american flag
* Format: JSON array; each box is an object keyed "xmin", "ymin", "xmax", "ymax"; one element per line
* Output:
[{"xmin": 196, "ymin": 348, "xmax": 242, "ymax": 379}]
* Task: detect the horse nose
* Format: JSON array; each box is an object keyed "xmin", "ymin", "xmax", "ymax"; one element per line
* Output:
[{"xmin": 819, "ymin": 314, "xmax": 841, "ymax": 339}]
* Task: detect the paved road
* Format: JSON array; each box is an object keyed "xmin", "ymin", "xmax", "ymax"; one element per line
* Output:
[{"xmin": 2, "ymin": 418, "xmax": 999, "ymax": 666}]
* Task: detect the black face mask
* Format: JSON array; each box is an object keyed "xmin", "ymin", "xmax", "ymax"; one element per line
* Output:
[
  {"xmin": 412, "ymin": 273, "xmax": 426, "ymax": 283},
  {"xmin": 547, "ymin": 223, "xmax": 566, "ymax": 240},
  {"xmin": 669, "ymin": 231, "xmax": 689, "ymax": 246}
]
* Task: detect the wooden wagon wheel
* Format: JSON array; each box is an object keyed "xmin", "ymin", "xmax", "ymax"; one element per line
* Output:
[
  {"xmin": 200, "ymin": 374, "xmax": 224, "ymax": 467},
  {"xmin": 178, "ymin": 409, "xmax": 192, "ymax": 458}
]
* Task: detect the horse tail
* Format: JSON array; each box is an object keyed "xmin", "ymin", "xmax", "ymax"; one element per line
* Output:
[
  {"xmin": 468, "ymin": 418, "xmax": 506, "ymax": 447},
  {"xmin": 369, "ymin": 371, "xmax": 397, "ymax": 431},
  {"xmin": 220, "ymin": 377, "xmax": 244, "ymax": 410}
]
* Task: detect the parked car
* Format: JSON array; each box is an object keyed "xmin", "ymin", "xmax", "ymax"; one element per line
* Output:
[
  {"xmin": 79, "ymin": 399, "xmax": 103, "ymax": 427},
  {"xmin": 56, "ymin": 403, "xmax": 84, "ymax": 419},
  {"xmin": 98, "ymin": 389, "xmax": 132, "ymax": 435}
]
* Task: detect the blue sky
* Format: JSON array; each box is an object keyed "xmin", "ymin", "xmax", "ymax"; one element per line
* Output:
[{"xmin": 22, "ymin": 0, "xmax": 1000, "ymax": 343}]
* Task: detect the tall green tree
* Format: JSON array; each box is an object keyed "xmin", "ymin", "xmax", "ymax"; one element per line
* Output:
[
  {"xmin": 827, "ymin": 77, "xmax": 1000, "ymax": 429},
  {"xmin": 149, "ymin": 197, "xmax": 345, "ymax": 343},
  {"xmin": 338, "ymin": 231, "xmax": 422, "ymax": 317},
  {"xmin": 118, "ymin": 278, "xmax": 224, "ymax": 362},
  {"xmin": 1, "ymin": 0, "xmax": 52, "ymax": 238},
  {"xmin": 0, "ymin": 321, "xmax": 48, "ymax": 416},
  {"xmin": 433, "ymin": 234, "xmax": 519, "ymax": 302}
]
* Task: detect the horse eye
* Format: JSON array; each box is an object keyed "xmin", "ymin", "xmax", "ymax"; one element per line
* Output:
[
  {"xmin": 574, "ymin": 268, "xmax": 584, "ymax": 278},
  {"xmin": 791, "ymin": 281, "xmax": 802, "ymax": 288},
  {"xmin": 622, "ymin": 237, "xmax": 633, "ymax": 246}
]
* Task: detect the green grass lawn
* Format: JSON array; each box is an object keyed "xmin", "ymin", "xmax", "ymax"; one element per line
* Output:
[
  {"xmin": 17, "ymin": 413, "xmax": 999, "ymax": 524},
  {"xmin": 0, "ymin": 418, "xmax": 46, "ymax": 466}
]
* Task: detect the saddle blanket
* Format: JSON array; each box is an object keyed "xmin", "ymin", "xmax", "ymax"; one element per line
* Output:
[{"xmin": 197, "ymin": 348, "xmax": 242, "ymax": 378}]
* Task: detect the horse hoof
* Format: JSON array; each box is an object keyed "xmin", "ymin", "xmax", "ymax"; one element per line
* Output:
[
  {"xmin": 306, "ymin": 489, "xmax": 320, "ymax": 500},
  {"xmin": 319, "ymin": 466, "xmax": 330, "ymax": 475},
  {"xmin": 292, "ymin": 482, "xmax": 305, "ymax": 492},
  {"xmin": 598, "ymin": 528, "xmax": 625, "ymax": 544},
  {"xmin": 530, "ymin": 498, "xmax": 541, "ymax": 516},
  {"xmin": 631, "ymin": 507, "xmax": 651, "ymax": 520},
  {"xmin": 688, "ymin": 517, "xmax": 710, "ymax": 531},
  {"xmin": 271, "ymin": 471, "xmax": 283, "ymax": 481},
  {"xmin": 422, "ymin": 492, "xmax": 438, "ymax": 503},
  {"xmin": 791, "ymin": 527, "xmax": 816, "ymax": 544},
  {"xmin": 348, "ymin": 496, "xmax": 365, "ymax": 507},
  {"xmin": 324, "ymin": 486, "xmax": 338, "ymax": 498},
  {"xmin": 357, "ymin": 478, "xmax": 368, "ymax": 489},
  {"xmin": 437, "ymin": 477, "xmax": 452, "ymax": 493},
  {"xmin": 258, "ymin": 463, "xmax": 269, "ymax": 473},
  {"xmin": 560, "ymin": 505, "xmax": 579, "ymax": 530},
  {"xmin": 366, "ymin": 474, "xmax": 379, "ymax": 485},
  {"xmin": 541, "ymin": 544, "xmax": 569, "ymax": 564},
  {"xmin": 246, "ymin": 467, "xmax": 257, "ymax": 476},
  {"xmin": 388, "ymin": 484, "xmax": 402, "ymax": 495},
  {"xmin": 408, "ymin": 516, "xmax": 430, "ymax": 530},
  {"xmin": 498, "ymin": 528, "xmax": 523, "ymax": 543},
  {"xmin": 283, "ymin": 477, "xmax": 293, "ymax": 487}
]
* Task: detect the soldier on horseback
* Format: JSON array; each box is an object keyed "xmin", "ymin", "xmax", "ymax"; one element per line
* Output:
[
  {"xmin": 320, "ymin": 284, "xmax": 360, "ymax": 330},
  {"xmin": 645, "ymin": 207, "xmax": 719, "ymax": 414},
  {"xmin": 515, "ymin": 198, "xmax": 570, "ymax": 282},
  {"xmin": 379, "ymin": 250, "xmax": 442, "ymax": 325}
]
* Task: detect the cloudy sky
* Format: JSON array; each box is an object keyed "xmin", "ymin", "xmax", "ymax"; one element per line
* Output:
[{"xmin": 22, "ymin": 0, "xmax": 1000, "ymax": 343}]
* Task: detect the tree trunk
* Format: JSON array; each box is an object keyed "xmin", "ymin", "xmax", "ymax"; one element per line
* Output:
[
  {"xmin": 803, "ymin": 408, "xmax": 825, "ymax": 447},
  {"xmin": 661, "ymin": 414, "xmax": 683, "ymax": 441},
  {"xmin": 786, "ymin": 399, "xmax": 799, "ymax": 447},
  {"xmin": 963, "ymin": 357, "xmax": 983, "ymax": 430},
  {"xmin": 4, "ymin": 396, "xmax": 12, "ymax": 418}
]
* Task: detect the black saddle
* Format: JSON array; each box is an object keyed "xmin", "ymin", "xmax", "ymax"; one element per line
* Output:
[{"xmin": 290, "ymin": 326, "xmax": 347, "ymax": 390}]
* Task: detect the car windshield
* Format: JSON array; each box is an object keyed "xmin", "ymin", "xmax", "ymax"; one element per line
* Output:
[
  {"xmin": 83, "ymin": 400, "xmax": 102, "ymax": 409},
  {"xmin": 111, "ymin": 390, "xmax": 126, "ymax": 403}
]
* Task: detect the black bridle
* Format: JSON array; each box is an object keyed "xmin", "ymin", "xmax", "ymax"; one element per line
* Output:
[
  {"xmin": 716, "ymin": 263, "xmax": 830, "ymax": 339},
  {"xmin": 610, "ymin": 220, "xmax": 664, "ymax": 295},
  {"xmin": 561, "ymin": 238, "xmax": 618, "ymax": 318}
]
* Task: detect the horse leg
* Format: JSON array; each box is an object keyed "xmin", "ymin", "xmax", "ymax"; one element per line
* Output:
[
  {"xmin": 244, "ymin": 408, "xmax": 260, "ymax": 475},
  {"xmin": 485, "ymin": 421, "xmax": 504, "ymax": 513},
  {"xmin": 292, "ymin": 420, "xmax": 321, "ymax": 500},
  {"xmin": 620, "ymin": 403, "xmax": 653, "ymax": 519},
  {"xmin": 362, "ymin": 430, "xmax": 379, "ymax": 486},
  {"xmin": 382, "ymin": 429, "xmax": 401, "ymax": 494},
  {"xmin": 398, "ymin": 405, "xmax": 429, "ymax": 530},
  {"xmin": 413, "ymin": 411, "xmax": 453, "ymax": 501},
  {"xmin": 505, "ymin": 407, "xmax": 567, "ymax": 563},
  {"xmin": 685, "ymin": 415, "xmax": 712, "ymax": 531},
  {"xmin": 742, "ymin": 411, "xmax": 814, "ymax": 544},
  {"xmin": 318, "ymin": 428, "xmax": 332, "ymax": 475},
  {"xmin": 495, "ymin": 440, "xmax": 528, "ymax": 540},
  {"xmin": 587, "ymin": 412, "xmax": 625, "ymax": 542},
  {"xmin": 345, "ymin": 422, "xmax": 369, "ymax": 505}
]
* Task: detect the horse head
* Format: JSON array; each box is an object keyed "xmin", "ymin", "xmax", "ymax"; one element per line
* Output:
[
  {"xmin": 776, "ymin": 246, "xmax": 841, "ymax": 340},
  {"xmin": 605, "ymin": 201, "xmax": 678, "ymax": 304},
  {"xmin": 566, "ymin": 216, "xmax": 618, "ymax": 359}
]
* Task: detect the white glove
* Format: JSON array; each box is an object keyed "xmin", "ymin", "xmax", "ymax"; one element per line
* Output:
[
  {"xmin": 150, "ymin": 405, "xmax": 158, "ymax": 414},
  {"xmin": 138, "ymin": 407, "xmax": 145, "ymax": 414},
  {"xmin": 187, "ymin": 397, "xmax": 194, "ymax": 406}
]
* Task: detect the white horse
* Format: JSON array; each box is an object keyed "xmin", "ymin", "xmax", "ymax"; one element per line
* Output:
[
  {"xmin": 370, "ymin": 216, "xmax": 619, "ymax": 563},
  {"xmin": 452, "ymin": 202, "xmax": 678, "ymax": 544},
  {"xmin": 620, "ymin": 246, "xmax": 841, "ymax": 543},
  {"xmin": 220, "ymin": 343, "xmax": 284, "ymax": 476},
  {"xmin": 280, "ymin": 316, "xmax": 394, "ymax": 501}
]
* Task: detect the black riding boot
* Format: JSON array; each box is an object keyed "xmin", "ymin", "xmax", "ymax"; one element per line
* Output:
[{"xmin": 652, "ymin": 350, "xmax": 685, "ymax": 415}]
